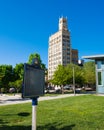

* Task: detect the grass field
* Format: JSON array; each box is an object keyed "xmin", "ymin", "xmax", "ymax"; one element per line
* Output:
[{"xmin": 0, "ymin": 95, "xmax": 104, "ymax": 130}]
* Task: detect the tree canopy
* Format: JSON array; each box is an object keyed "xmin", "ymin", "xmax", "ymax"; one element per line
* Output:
[
  {"xmin": 83, "ymin": 61, "xmax": 96, "ymax": 86},
  {"xmin": 0, "ymin": 52, "xmax": 46, "ymax": 93},
  {"xmin": 51, "ymin": 61, "xmax": 96, "ymax": 88},
  {"xmin": 0, "ymin": 52, "xmax": 96, "ymax": 93},
  {"xmin": 28, "ymin": 53, "xmax": 46, "ymax": 69}
]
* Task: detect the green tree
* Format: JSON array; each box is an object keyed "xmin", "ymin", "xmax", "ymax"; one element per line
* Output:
[
  {"xmin": 0, "ymin": 66, "xmax": 5, "ymax": 87},
  {"xmin": 73, "ymin": 64, "xmax": 84, "ymax": 86},
  {"xmin": 65, "ymin": 63, "xmax": 73, "ymax": 84},
  {"xmin": 14, "ymin": 63, "xmax": 24, "ymax": 80},
  {"xmin": 8, "ymin": 63, "xmax": 24, "ymax": 93},
  {"xmin": 9, "ymin": 80, "xmax": 22, "ymax": 93},
  {"xmin": 15, "ymin": 79, "xmax": 22, "ymax": 93},
  {"xmin": 83, "ymin": 61, "xmax": 96, "ymax": 87},
  {"xmin": 28, "ymin": 53, "xmax": 46, "ymax": 69},
  {"xmin": 52, "ymin": 65, "xmax": 67, "ymax": 85},
  {"xmin": 51, "ymin": 65, "xmax": 67, "ymax": 94},
  {"xmin": 64, "ymin": 63, "xmax": 84, "ymax": 86},
  {"xmin": 0, "ymin": 65, "xmax": 14, "ymax": 92},
  {"xmin": 51, "ymin": 63, "xmax": 85, "ymax": 88}
]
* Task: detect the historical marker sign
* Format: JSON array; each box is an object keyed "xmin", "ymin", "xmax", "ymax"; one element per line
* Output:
[{"xmin": 22, "ymin": 63, "xmax": 45, "ymax": 98}]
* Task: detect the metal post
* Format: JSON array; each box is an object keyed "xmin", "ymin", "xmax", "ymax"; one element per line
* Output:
[
  {"xmin": 73, "ymin": 66, "xmax": 76, "ymax": 96},
  {"xmin": 32, "ymin": 98, "xmax": 38, "ymax": 130}
]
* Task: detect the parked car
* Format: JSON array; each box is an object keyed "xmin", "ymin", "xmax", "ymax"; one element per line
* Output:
[
  {"xmin": 63, "ymin": 85, "xmax": 71, "ymax": 90},
  {"xmin": 45, "ymin": 86, "xmax": 61, "ymax": 94},
  {"xmin": 85, "ymin": 87, "xmax": 93, "ymax": 91},
  {"xmin": 63, "ymin": 85, "xmax": 70, "ymax": 90},
  {"xmin": 75, "ymin": 88, "xmax": 82, "ymax": 93}
]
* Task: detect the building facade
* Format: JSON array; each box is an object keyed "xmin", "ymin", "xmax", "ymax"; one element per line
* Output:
[
  {"xmin": 82, "ymin": 55, "xmax": 104, "ymax": 94},
  {"xmin": 71, "ymin": 49, "xmax": 78, "ymax": 65},
  {"xmin": 48, "ymin": 17, "xmax": 72, "ymax": 80}
]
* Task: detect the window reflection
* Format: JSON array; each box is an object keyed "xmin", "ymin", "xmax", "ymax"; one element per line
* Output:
[
  {"xmin": 98, "ymin": 71, "xmax": 102, "ymax": 85},
  {"xmin": 97, "ymin": 61, "xmax": 102, "ymax": 69}
]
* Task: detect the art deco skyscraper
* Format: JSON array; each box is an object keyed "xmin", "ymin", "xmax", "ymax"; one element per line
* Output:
[{"xmin": 48, "ymin": 17, "xmax": 72, "ymax": 80}]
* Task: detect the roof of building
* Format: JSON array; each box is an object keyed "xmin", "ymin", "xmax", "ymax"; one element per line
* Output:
[{"xmin": 82, "ymin": 55, "xmax": 104, "ymax": 60}]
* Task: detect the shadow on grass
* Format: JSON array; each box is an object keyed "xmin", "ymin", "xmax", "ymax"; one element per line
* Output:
[
  {"xmin": 0, "ymin": 122, "xmax": 75, "ymax": 130},
  {"xmin": 18, "ymin": 112, "xmax": 30, "ymax": 117},
  {"xmin": 0, "ymin": 125, "xmax": 31, "ymax": 130},
  {"xmin": 0, "ymin": 112, "xmax": 30, "ymax": 117},
  {"xmin": 38, "ymin": 122, "xmax": 75, "ymax": 130},
  {"xmin": 0, "ymin": 119, "xmax": 9, "ymax": 125}
]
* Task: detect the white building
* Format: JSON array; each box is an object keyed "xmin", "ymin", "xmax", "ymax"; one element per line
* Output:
[{"xmin": 48, "ymin": 17, "xmax": 72, "ymax": 80}]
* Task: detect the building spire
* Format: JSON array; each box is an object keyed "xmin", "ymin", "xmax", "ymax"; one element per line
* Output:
[{"xmin": 59, "ymin": 17, "xmax": 68, "ymax": 31}]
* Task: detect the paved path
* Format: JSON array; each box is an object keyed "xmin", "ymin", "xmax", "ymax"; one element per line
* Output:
[
  {"xmin": 0, "ymin": 94, "xmax": 85, "ymax": 106},
  {"xmin": 0, "ymin": 92, "xmax": 100, "ymax": 106}
]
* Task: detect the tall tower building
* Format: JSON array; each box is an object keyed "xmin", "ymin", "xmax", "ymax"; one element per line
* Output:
[{"xmin": 48, "ymin": 17, "xmax": 72, "ymax": 80}]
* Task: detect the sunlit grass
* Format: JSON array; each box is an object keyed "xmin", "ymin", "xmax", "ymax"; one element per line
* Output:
[{"xmin": 0, "ymin": 95, "xmax": 104, "ymax": 130}]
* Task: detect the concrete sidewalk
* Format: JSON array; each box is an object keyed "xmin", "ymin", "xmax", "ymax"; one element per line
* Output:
[
  {"xmin": 0, "ymin": 92, "xmax": 98, "ymax": 106},
  {"xmin": 0, "ymin": 94, "xmax": 85, "ymax": 106}
]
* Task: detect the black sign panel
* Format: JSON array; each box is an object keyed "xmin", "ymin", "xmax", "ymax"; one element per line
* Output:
[{"xmin": 22, "ymin": 63, "xmax": 45, "ymax": 98}]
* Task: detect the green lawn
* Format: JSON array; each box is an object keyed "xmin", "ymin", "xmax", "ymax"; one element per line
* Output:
[{"xmin": 0, "ymin": 95, "xmax": 104, "ymax": 130}]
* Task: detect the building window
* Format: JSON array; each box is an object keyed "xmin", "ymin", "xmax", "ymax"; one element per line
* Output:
[
  {"xmin": 98, "ymin": 71, "xmax": 102, "ymax": 85},
  {"xmin": 97, "ymin": 61, "xmax": 102, "ymax": 69}
]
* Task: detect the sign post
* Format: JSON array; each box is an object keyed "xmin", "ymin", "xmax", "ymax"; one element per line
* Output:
[
  {"xmin": 32, "ymin": 98, "xmax": 38, "ymax": 130},
  {"xmin": 22, "ymin": 58, "xmax": 45, "ymax": 130}
]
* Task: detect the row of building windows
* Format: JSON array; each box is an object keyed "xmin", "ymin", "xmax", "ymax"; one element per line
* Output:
[
  {"xmin": 63, "ymin": 42, "xmax": 70, "ymax": 46},
  {"xmin": 49, "ymin": 40, "xmax": 70, "ymax": 47},
  {"xmin": 49, "ymin": 46, "xmax": 61, "ymax": 50},
  {"xmin": 49, "ymin": 48, "xmax": 61, "ymax": 53},
  {"xmin": 63, "ymin": 56, "xmax": 70, "ymax": 59},
  {"xmin": 62, "ymin": 35, "xmax": 69, "ymax": 38},
  {"xmin": 49, "ymin": 54, "xmax": 70, "ymax": 61},
  {"xmin": 49, "ymin": 38, "xmax": 70, "ymax": 46},
  {"xmin": 49, "ymin": 40, "xmax": 62, "ymax": 46},
  {"xmin": 63, "ymin": 52, "xmax": 70, "ymax": 56},
  {"xmin": 63, "ymin": 47, "xmax": 70, "ymax": 51},
  {"xmin": 62, "ymin": 39, "xmax": 70, "ymax": 43},
  {"xmin": 48, "ymin": 66, "xmax": 58, "ymax": 71},
  {"xmin": 49, "ymin": 61, "xmax": 61, "ymax": 67},
  {"xmin": 63, "ymin": 61, "xmax": 70, "ymax": 65},
  {"xmin": 49, "ymin": 42, "xmax": 70, "ymax": 50},
  {"xmin": 49, "ymin": 60, "xmax": 70, "ymax": 68},
  {"xmin": 49, "ymin": 52, "xmax": 61, "ymax": 58},
  {"xmin": 49, "ymin": 35, "xmax": 61, "ymax": 42},
  {"xmin": 49, "ymin": 58, "xmax": 70, "ymax": 65},
  {"xmin": 49, "ymin": 45, "xmax": 61, "ymax": 50},
  {"xmin": 49, "ymin": 57, "xmax": 61, "ymax": 62}
]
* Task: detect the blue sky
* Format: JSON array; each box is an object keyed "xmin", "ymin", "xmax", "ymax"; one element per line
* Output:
[{"xmin": 0, "ymin": 0, "xmax": 104, "ymax": 67}]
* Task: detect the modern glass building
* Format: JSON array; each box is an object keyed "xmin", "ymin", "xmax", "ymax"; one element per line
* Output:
[{"xmin": 82, "ymin": 55, "xmax": 104, "ymax": 94}]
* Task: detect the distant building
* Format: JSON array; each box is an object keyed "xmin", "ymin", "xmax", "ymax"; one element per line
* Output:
[
  {"xmin": 71, "ymin": 49, "xmax": 78, "ymax": 64},
  {"xmin": 48, "ymin": 17, "xmax": 78, "ymax": 80}
]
